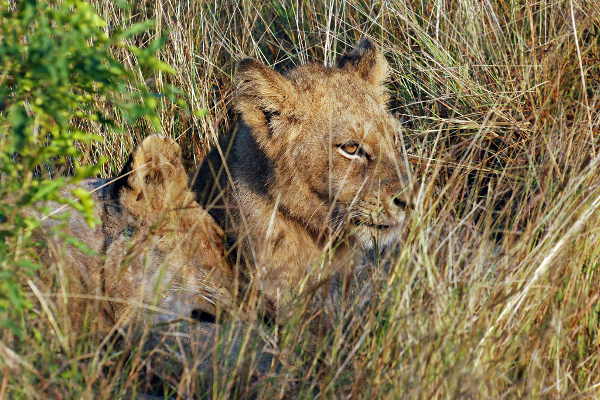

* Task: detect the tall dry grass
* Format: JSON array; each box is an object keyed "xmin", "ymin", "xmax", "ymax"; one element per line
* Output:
[{"xmin": 2, "ymin": 0, "xmax": 599, "ymax": 398}]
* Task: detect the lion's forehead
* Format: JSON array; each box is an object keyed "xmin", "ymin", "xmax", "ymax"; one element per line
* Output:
[
  {"xmin": 287, "ymin": 67, "xmax": 395, "ymax": 134},
  {"xmin": 289, "ymin": 65, "xmax": 384, "ymax": 107}
]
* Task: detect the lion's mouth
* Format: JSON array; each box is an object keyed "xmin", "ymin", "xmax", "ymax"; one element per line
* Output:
[{"xmin": 352, "ymin": 220, "xmax": 394, "ymax": 230}]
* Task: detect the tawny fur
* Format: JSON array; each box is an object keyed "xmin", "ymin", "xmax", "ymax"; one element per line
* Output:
[
  {"xmin": 198, "ymin": 38, "xmax": 414, "ymax": 307},
  {"xmin": 41, "ymin": 136, "xmax": 232, "ymax": 331}
]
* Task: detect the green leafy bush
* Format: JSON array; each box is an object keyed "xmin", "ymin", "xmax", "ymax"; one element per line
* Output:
[{"xmin": 0, "ymin": 0, "xmax": 177, "ymax": 337}]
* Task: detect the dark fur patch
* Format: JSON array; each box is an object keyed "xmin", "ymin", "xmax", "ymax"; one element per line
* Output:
[
  {"xmin": 192, "ymin": 134, "xmax": 231, "ymax": 222},
  {"xmin": 336, "ymin": 38, "xmax": 376, "ymax": 70},
  {"xmin": 83, "ymin": 179, "xmax": 123, "ymax": 255},
  {"xmin": 231, "ymin": 122, "xmax": 275, "ymax": 196},
  {"xmin": 237, "ymin": 57, "xmax": 259, "ymax": 74},
  {"xmin": 309, "ymin": 184, "xmax": 330, "ymax": 204},
  {"xmin": 263, "ymin": 110, "xmax": 280, "ymax": 137},
  {"xmin": 191, "ymin": 309, "xmax": 216, "ymax": 323},
  {"xmin": 108, "ymin": 153, "xmax": 135, "ymax": 201},
  {"xmin": 192, "ymin": 121, "xmax": 275, "ymax": 280},
  {"xmin": 86, "ymin": 158, "xmax": 133, "ymax": 259},
  {"xmin": 192, "ymin": 121, "xmax": 274, "ymax": 214}
]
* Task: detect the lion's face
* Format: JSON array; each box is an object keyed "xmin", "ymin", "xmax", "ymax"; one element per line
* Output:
[{"xmin": 235, "ymin": 39, "xmax": 412, "ymax": 248}]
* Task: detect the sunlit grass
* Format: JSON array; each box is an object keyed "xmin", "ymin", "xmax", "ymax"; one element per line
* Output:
[{"xmin": 2, "ymin": 0, "xmax": 598, "ymax": 398}]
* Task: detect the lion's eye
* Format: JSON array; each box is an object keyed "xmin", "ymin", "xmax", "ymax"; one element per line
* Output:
[
  {"xmin": 338, "ymin": 141, "xmax": 369, "ymax": 160},
  {"xmin": 338, "ymin": 142, "xmax": 360, "ymax": 158},
  {"xmin": 341, "ymin": 143, "xmax": 359, "ymax": 155}
]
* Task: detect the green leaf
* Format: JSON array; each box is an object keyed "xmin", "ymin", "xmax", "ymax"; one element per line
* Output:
[
  {"xmin": 7, "ymin": 104, "xmax": 29, "ymax": 152},
  {"xmin": 28, "ymin": 179, "xmax": 65, "ymax": 203},
  {"xmin": 14, "ymin": 259, "xmax": 40, "ymax": 273},
  {"xmin": 193, "ymin": 108, "xmax": 208, "ymax": 118},
  {"xmin": 115, "ymin": 20, "xmax": 155, "ymax": 40},
  {"xmin": 71, "ymin": 187, "xmax": 98, "ymax": 228},
  {"xmin": 64, "ymin": 236, "xmax": 96, "ymax": 256}
]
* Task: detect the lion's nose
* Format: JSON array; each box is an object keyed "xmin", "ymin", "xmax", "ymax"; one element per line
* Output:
[
  {"xmin": 377, "ymin": 177, "xmax": 414, "ymax": 214},
  {"xmin": 390, "ymin": 192, "xmax": 414, "ymax": 211}
]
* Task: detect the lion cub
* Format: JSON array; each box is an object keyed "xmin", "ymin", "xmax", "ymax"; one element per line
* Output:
[
  {"xmin": 41, "ymin": 136, "xmax": 232, "ymax": 330},
  {"xmin": 194, "ymin": 38, "xmax": 413, "ymax": 309}
]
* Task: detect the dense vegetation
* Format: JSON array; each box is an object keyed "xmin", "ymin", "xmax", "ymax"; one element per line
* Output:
[{"xmin": 1, "ymin": 0, "xmax": 598, "ymax": 398}]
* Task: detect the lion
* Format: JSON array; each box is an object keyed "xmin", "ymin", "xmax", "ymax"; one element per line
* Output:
[
  {"xmin": 39, "ymin": 38, "xmax": 412, "ymax": 328},
  {"xmin": 39, "ymin": 136, "xmax": 233, "ymax": 330},
  {"xmin": 193, "ymin": 38, "xmax": 413, "ymax": 309}
]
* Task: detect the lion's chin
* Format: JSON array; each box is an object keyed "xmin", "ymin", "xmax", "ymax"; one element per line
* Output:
[{"xmin": 351, "ymin": 220, "xmax": 405, "ymax": 250}]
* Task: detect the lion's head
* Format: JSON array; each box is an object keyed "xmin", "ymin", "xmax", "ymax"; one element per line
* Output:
[{"xmin": 234, "ymin": 39, "xmax": 413, "ymax": 248}]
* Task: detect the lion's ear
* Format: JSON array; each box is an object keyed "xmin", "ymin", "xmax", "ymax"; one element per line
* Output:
[
  {"xmin": 119, "ymin": 135, "xmax": 194, "ymax": 223},
  {"xmin": 337, "ymin": 38, "xmax": 389, "ymax": 87},
  {"xmin": 235, "ymin": 58, "xmax": 297, "ymax": 129}
]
